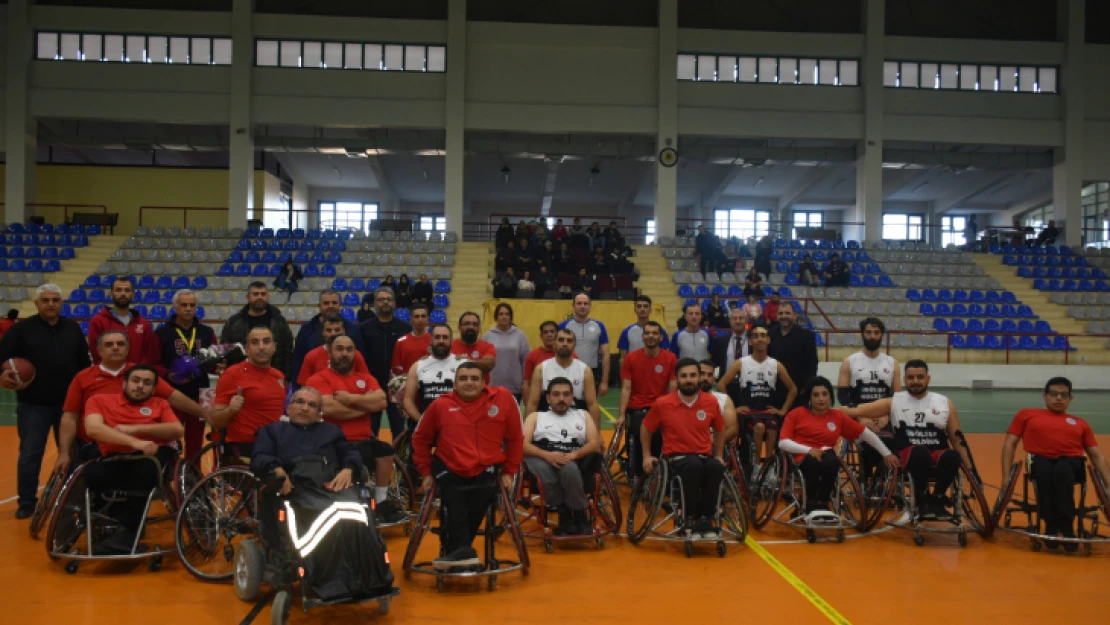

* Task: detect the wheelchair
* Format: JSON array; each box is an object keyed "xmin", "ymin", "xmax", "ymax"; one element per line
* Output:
[
  {"xmin": 512, "ymin": 458, "xmax": 622, "ymax": 551},
  {"xmin": 232, "ymin": 476, "xmax": 399, "ymax": 625},
  {"xmin": 991, "ymin": 455, "xmax": 1110, "ymax": 556},
  {"xmin": 389, "ymin": 420, "xmax": 424, "ymax": 511},
  {"xmin": 837, "ymin": 440, "xmax": 899, "ymax": 532},
  {"xmin": 627, "ymin": 455, "xmax": 748, "ymax": 557},
  {"xmin": 887, "ymin": 458, "xmax": 991, "ymax": 547},
  {"xmin": 604, "ymin": 420, "xmax": 632, "ymax": 487},
  {"xmin": 43, "ymin": 450, "xmax": 184, "ymax": 574},
  {"xmin": 402, "ymin": 479, "xmax": 529, "ymax": 591},
  {"xmin": 749, "ymin": 450, "xmax": 883, "ymax": 543}
]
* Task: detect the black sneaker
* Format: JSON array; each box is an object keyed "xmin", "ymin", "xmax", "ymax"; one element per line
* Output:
[
  {"xmin": 919, "ymin": 496, "xmax": 938, "ymax": 520},
  {"xmin": 553, "ymin": 504, "xmax": 575, "ymax": 536},
  {"xmin": 433, "ymin": 547, "xmax": 480, "ymax": 570},
  {"xmin": 684, "ymin": 517, "xmax": 701, "ymax": 539},
  {"xmin": 1061, "ymin": 528, "xmax": 1079, "ymax": 553},
  {"xmin": 571, "ymin": 510, "xmax": 593, "ymax": 536},
  {"xmin": 15, "ymin": 504, "xmax": 34, "ymax": 520},
  {"xmin": 930, "ymin": 495, "xmax": 953, "ymax": 521},
  {"xmin": 374, "ymin": 500, "xmax": 406, "ymax": 524}
]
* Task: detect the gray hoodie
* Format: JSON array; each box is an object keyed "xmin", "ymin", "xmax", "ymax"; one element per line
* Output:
[{"xmin": 481, "ymin": 325, "xmax": 531, "ymax": 394}]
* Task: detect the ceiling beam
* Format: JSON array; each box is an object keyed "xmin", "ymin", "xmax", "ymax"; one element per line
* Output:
[
  {"xmin": 365, "ymin": 155, "xmax": 397, "ymax": 200},
  {"xmin": 992, "ymin": 189, "xmax": 1055, "ymax": 224},
  {"xmin": 618, "ymin": 163, "xmax": 654, "ymax": 216},
  {"xmin": 778, "ymin": 166, "xmax": 838, "ymax": 211},
  {"xmin": 931, "ymin": 172, "xmax": 1014, "ymax": 216},
  {"xmin": 881, "ymin": 167, "xmax": 933, "ymax": 198},
  {"xmin": 702, "ymin": 165, "xmax": 746, "ymax": 211}
]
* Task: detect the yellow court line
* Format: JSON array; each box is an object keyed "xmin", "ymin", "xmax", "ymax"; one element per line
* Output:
[
  {"xmin": 744, "ymin": 536, "xmax": 853, "ymax": 625},
  {"xmin": 598, "ymin": 405, "xmax": 616, "ymax": 422}
]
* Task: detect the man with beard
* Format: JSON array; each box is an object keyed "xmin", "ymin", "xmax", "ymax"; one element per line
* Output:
[
  {"xmin": 296, "ymin": 314, "xmax": 369, "ymax": 386},
  {"xmin": 452, "ymin": 312, "xmax": 496, "ymax": 383},
  {"xmin": 56, "ymin": 330, "xmax": 205, "ymax": 470},
  {"xmin": 617, "ymin": 321, "xmax": 676, "ymax": 481},
  {"xmin": 523, "ymin": 377, "xmax": 603, "ymax": 535},
  {"xmin": 291, "ymin": 290, "xmax": 365, "ymax": 385},
  {"xmin": 698, "ymin": 359, "xmax": 739, "ymax": 442},
  {"xmin": 211, "ymin": 327, "xmax": 286, "ymax": 461},
  {"xmin": 617, "ymin": 296, "xmax": 670, "ymax": 363},
  {"xmin": 522, "ymin": 321, "xmax": 560, "ymax": 403},
  {"xmin": 359, "ymin": 287, "xmax": 412, "ymax": 438},
  {"xmin": 221, "ymin": 282, "xmax": 294, "ymax": 379},
  {"xmin": 717, "ymin": 324, "xmax": 797, "ymax": 465},
  {"xmin": 527, "ymin": 329, "xmax": 599, "ymax": 428},
  {"xmin": 82, "ymin": 365, "xmax": 184, "ymax": 552},
  {"xmin": 87, "ymin": 277, "xmax": 160, "ymax": 366},
  {"xmin": 842, "ymin": 360, "xmax": 971, "ymax": 521},
  {"xmin": 307, "ymin": 335, "xmax": 405, "ymax": 523},
  {"xmin": 402, "ymin": 324, "xmax": 468, "ymax": 421},
  {"xmin": 768, "ymin": 304, "xmax": 818, "ymax": 392},
  {"xmin": 838, "ymin": 317, "xmax": 901, "ymax": 483},
  {"xmin": 413, "ymin": 362, "xmax": 523, "ymax": 570},
  {"xmin": 391, "ymin": 304, "xmax": 432, "ymax": 378},
  {"xmin": 154, "ymin": 289, "xmax": 220, "ymax": 457},
  {"xmin": 559, "ymin": 293, "xmax": 610, "ymax": 395},
  {"xmin": 641, "ymin": 358, "xmax": 727, "ymax": 539}
]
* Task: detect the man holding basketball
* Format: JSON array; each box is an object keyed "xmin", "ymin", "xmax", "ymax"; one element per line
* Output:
[{"xmin": 0, "ymin": 284, "xmax": 90, "ymax": 519}]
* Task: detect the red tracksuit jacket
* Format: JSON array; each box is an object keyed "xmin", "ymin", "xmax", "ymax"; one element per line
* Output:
[
  {"xmin": 87, "ymin": 307, "xmax": 161, "ymax": 367},
  {"xmin": 412, "ymin": 386, "xmax": 524, "ymax": 478}
]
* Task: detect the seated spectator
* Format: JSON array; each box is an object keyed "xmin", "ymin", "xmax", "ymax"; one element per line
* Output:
[
  {"xmin": 574, "ymin": 268, "xmax": 594, "ymax": 296},
  {"xmin": 493, "ymin": 267, "xmax": 518, "ymax": 299},
  {"xmin": 586, "ymin": 222, "xmax": 604, "ymax": 250},
  {"xmin": 550, "ymin": 218, "xmax": 568, "ymax": 243},
  {"xmin": 754, "ymin": 236, "xmax": 773, "ymax": 277},
  {"xmin": 570, "ymin": 218, "xmax": 589, "ymax": 249},
  {"xmin": 412, "ymin": 273, "xmax": 434, "ymax": 310},
  {"xmin": 534, "ymin": 224, "xmax": 550, "ymax": 248},
  {"xmin": 516, "ymin": 237, "xmax": 535, "ymax": 272},
  {"xmin": 705, "ymin": 294, "xmax": 730, "ymax": 329},
  {"xmin": 358, "ymin": 294, "xmax": 375, "ymax": 323},
  {"xmin": 799, "ymin": 253, "xmax": 821, "ymax": 286},
  {"xmin": 534, "ymin": 265, "xmax": 556, "ymax": 298},
  {"xmin": 822, "ymin": 253, "xmax": 850, "ymax": 287},
  {"xmin": 496, "ymin": 240, "xmax": 518, "ymax": 271},
  {"xmin": 609, "ymin": 246, "xmax": 633, "ymax": 275},
  {"xmin": 555, "ymin": 241, "xmax": 572, "ymax": 274},
  {"xmin": 1036, "ymin": 220, "xmax": 1059, "ymax": 246},
  {"xmin": 715, "ymin": 244, "xmax": 738, "ymax": 275},
  {"xmin": 603, "ymin": 221, "xmax": 624, "ymax": 251},
  {"xmin": 764, "ymin": 291, "xmax": 781, "ymax": 323},
  {"xmin": 273, "ymin": 259, "xmax": 302, "ymax": 302},
  {"xmin": 395, "ymin": 274, "xmax": 413, "ymax": 309},
  {"xmin": 517, "ymin": 271, "xmax": 536, "ymax": 296},
  {"xmin": 743, "ymin": 267, "xmax": 764, "ymax": 297},
  {"xmin": 495, "ymin": 217, "xmax": 515, "ymax": 249},
  {"xmin": 742, "ymin": 294, "xmax": 763, "ymax": 324},
  {"xmin": 537, "ymin": 240, "xmax": 555, "ymax": 272},
  {"xmin": 591, "ymin": 246, "xmax": 610, "ymax": 274},
  {"xmin": 515, "ymin": 220, "xmax": 531, "ymax": 241},
  {"xmin": 382, "ymin": 274, "xmax": 397, "ymax": 290}
]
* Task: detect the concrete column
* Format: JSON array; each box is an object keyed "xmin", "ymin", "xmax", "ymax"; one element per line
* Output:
[
  {"xmin": 444, "ymin": 0, "xmax": 466, "ymax": 236},
  {"xmin": 654, "ymin": 0, "xmax": 679, "ymax": 238},
  {"xmin": 227, "ymin": 0, "xmax": 254, "ymax": 228},
  {"xmin": 1054, "ymin": 0, "xmax": 1085, "ymax": 248},
  {"xmin": 852, "ymin": 0, "xmax": 885, "ymax": 243},
  {"xmin": 4, "ymin": 0, "xmax": 36, "ymax": 226}
]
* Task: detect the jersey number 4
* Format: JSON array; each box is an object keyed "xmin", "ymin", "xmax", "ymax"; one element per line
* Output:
[
  {"xmin": 914, "ymin": 412, "xmax": 926, "ymax": 425},
  {"xmin": 436, "ymin": 371, "xmax": 443, "ymax": 380}
]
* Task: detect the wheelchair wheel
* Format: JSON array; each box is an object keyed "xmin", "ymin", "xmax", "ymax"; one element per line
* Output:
[
  {"xmin": 958, "ymin": 463, "xmax": 993, "ymax": 537},
  {"xmin": 270, "ymin": 590, "xmax": 292, "ymax": 625},
  {"xmin": 175, "ymin": 467, "xmax": 260, "ymax": 582},
  {"xmin": 718, "ymin": 472, "xmax": 749, "ymax": 544},
  {"xmin": 859, "ymin": 464, "xmax": 897, "ymax": 532},
  {"xmin": 989, "ymin": 462, "xmax": 1024, "ymax": 531},
  {"xmin": 749, "ymin": 453, "xmax": 786, "ymax": 530},
  {"xmin": 834, "ymin": 456, "xmax": 868, "ymax": 532},
  {"xmin": 44, "ymin": 461, "xmax": 95, "ymax": 560},
  {"xmin": 233, "ymin": 539, "xmax": 264, "ymax": 602},
  {"xmin": 30, "ymin": 465, "xmax": 67, "ymax": 539},
  {"xmin": 604, "ymin": 420, "xmax": 627, "ymax": 476},
  {"xmin": 389, "ymin": 456, "xmax": 416, "ymax": 513},
  {"xmin": 499, "ymin": 483, "xmax": 530, "ymax": 571},
  {"xmin": 594, "ymin": 469, "xmax": 623, "ymax": 535},
  {"xmin": 1088, "ymin": 463, "xmax": 1110, "ymax": 524},
  {"xmin": 403, "ymin": 487, "xmax": 437, "ymax": 574},
  {"xmin": 628, "ymin": 461, "xmax": 667, "ymax": 544},
  {"xmin": 173, "ymin": 457, "xmax": 204, "ymax": 514}
]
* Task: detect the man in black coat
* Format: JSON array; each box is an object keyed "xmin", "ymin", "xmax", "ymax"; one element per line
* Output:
[
  {"xmin": 767, "ymin": 305, "xmax": 819, "ymax": 392},
  {"xmin": 359, "ymin": 286, "xmax": 412, "ymax": 438},
  {"xmin": 712, "ymin": 308, "xmax": 751, "ymax": 377}
]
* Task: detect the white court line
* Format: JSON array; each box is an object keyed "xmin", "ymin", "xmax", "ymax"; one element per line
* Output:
[{"xmin": 0, "ymin": 485, "xmax": 44, "ymax": 506}]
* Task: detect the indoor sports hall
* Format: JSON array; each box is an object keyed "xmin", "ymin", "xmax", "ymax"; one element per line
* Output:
[{"xmin": 1, "ymin": 2, "xmax": 1109, "ymax": 625}]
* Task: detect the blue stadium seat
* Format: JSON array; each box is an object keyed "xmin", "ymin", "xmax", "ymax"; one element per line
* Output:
[
  {"xmin": 236, "ymin": 264, "xmax": 252, "ymax": 276},
  {"xmin": 343, "ymin": 293, "xmax": 359, "ymax": 307},
  {"xmin": 42, "ymin": 247, "xmax": 58, "ymax": 259},
  {"xmin": 68, "ymin": 289, "xmax": 87, "ymax": 303},
  {"xmin": 1018, "ymin": 267, "xmax": 1034, "ymax": 278},
  {"xmin": 332, "ymin": 278, "xmax": 348, "ymax": 291},
  {"xmin": 143, "ymin": 291, "xmax": 160, "ymax": 304},
  {"xmin": 967, "ymin": 319, "xmax": 984, "ymax": 332},
  {"xmin": 969, "ymin": 290, "xmax": 984, "ymax": 302},
  {"xmin": 252, "ymin": 265, "xmax": 269, "ymax": 277},
  {"xmin": 935, "ymin": 303, "xmax": 952, "ymax": 315},
  {"xmin": 218, "ymin": 263, "xmax": 234, "ymax": 276},
  {"xmin": 326, "ymin": 252, "xmax": 341, "ymax": 264},
  {"xmin": 1053, "ymin": 336, "xmax": 1074, "ymax": 351},
  {"xmin": 951, "ymin": 335, "xmax": 967, "ymax": 349},
  {"xmin": 283, "ymin": 240, "xmax": 300, "ymax": 251},
  {"xmin": 395, "ymin": 308, "xmax": 410, "ymax": 322},
  {"xmin": 59, "ymin": 248, "xmax": 75, "ymax": 260},
  {"xmin": 1001, "ymin": 304, "xmax": 1018, "ymax": 317},
  {"xmin": 26, "ymin": 259, "xmax": 44, "ymax": 272},
  {"xmin": 678, "ymin": 285, "xmax": 694, "ymax": 298},
  {"xmin": 261, "ymin": 251, "xmax": 277, "ymax": 263},
  {"xmin": 984, "ymin": 319, "xmax": 1000, "ymax": 332},
  {"xmin": 25, "ymin": 247, "xmax": 42, "ymax": 259},
  {"xmin": 1018, "ymin": 305, "xmax": 1035, "ymax": 318},
  {"xmin": 966, "ymin": 335, "xmax": 985, "ymax": 349},
  {"xmin": 196, "ymin": 306, "xmax": 206, "ymax": 319},
  {"xmin": 292, "ymin": 229, "xmax": 306, "ymax": 238},
  {"xmin": 932, "ymin": 318, "xmax": 949, "ymax": 331},
  {"xmin": 711, "ymin": 285, "xmax": 726, "ymax": 296},
  {"xmin": 276, "ymin": 229, "xmax": 290, "ymax": 238},
  {"xmin": 851, "ymin": 262, "xmax": 865, "ymax": 274},
  {"xmin": 938, "ymin": 289, "xmax": 953, "ymax": 302},
  {"xmin": 1034, "ymin": 320, "xmax": 1053, "ymax": 333},
  {"xmin": 919, "ymin": 303, "xmax": 935, "ymax": 316},
  {"xmin": 695, "ymin": 285, "xmax": 710, "ymax": 297},
  {"xmin": 430, "ymin": 309, "xmax": 448, "ymax": 324},
  {"xmin": 149, "ymin": 306, "xmax": 168, "ymax": 321},
  {"xmin": 841, "ymin": 251, "xmax": 855, "ymax": 262},
  {"xmin": 251, "ymin": 240, "xmax": 266, "ymax": 251},
  {"xmin": 83, "ymin": 275, "xmax": 99, "ymax": 288},
  {"xmin": 1032, "ymin": 267, "xmax": 1047, "ymax": 278},
  {"xmin": 302, "ymin": 265, "xmax": 319, "ymax": 277},
  {"xmin": 434, "ymin": 294, "xmax": 450, "ymax": 308},
  {"xmin": 302, "ymin": 240, "xmax": 317, "ymax": 251},
  {"xmin": 985, "ymin": 291, "xmax": 1001, "ymax": 303},
  {"xmin": 191, "ymin": 276, "xmax": 208, "ymax": 290},
  {"xmin": 245, "ymin": 251, "xmax": 261, "ymax": 263},
  {"xmin": 332, "ymin": 240, "xmax": 347, "ymax": 251},
  {"xmin": 348, "ymin": 278, "xmax": 366, "ymax": 292},
  {"xmin": 228, "ymin": 251, "xmax": 244, "ymax": 262},
  {"xmin": 1034, "ymin": 336, "xmax": 1053, "ymax": 350},
  {"xmin": 340, "ymin": 308, "xmax": 356, "ymax": 322},
  {"xmin": 1002, "ymin": 255, "xmax": 1017, "ymax": 265},
  {"xmin": 172, "ymin": 276, "xmax": 189, "ymax": 290},
  {"xmin": 294, "ymin": 251, "xmax": 310, "ymax": 264},
  {"xmin": 814, "ymin": 333, "xmax": 825, "ymax": 347},
  {"xmin": 1001, "ymin": 320, "xmax": 1018, "ymax": 333},
  {"xmin": 922, "ymin": 289, "xmax": 937, "ymax": 301},
  {"xmin": 906, "ymin": 289, "xmax": 921, "ymax": 301},
  {"xmin": 862, "ymin": 275, "xmax": 878, "ymax": 287},
  {"xmin": 1018, "ymin": 320, "xmax": 1034, "ymax": 333},
  {"xmin": 44, "ymin": 260, "xmax": 61, "ymax": 272},
  {"xmin": 952, "ymin": 303, "xmax": 968, "ymax": 316},
  {"xmin": 984, "ymin": 335, "xmax": 1002, "ymax": 349},
  {"xmin": 156, "ymin": 276, "xmax": 172, "ymax": 289},
  {"xmin": 1032, "ymin": 279, "xmax": 1047, "ymax": 290},
  {"xmin": 778, "ymin": 286, "xmax": 793, "ymax": 298},
  {"xmin": 434, "ymin": 280, "xmax": 451, "ymax": 293},
  {"xmin": 73, "ymin": 304, "xmax": 91, "ymax": 318},
  {"xmin": 849, "ymin": 275, "xmax": 864, "ymax": 287},
  {"xmin": 318, "ymin": 240, "xmax": 332, "ymax": 251},
  {"xmin": 879, "ymin": 275, "xmax": 895, "ymax": 287},
  {"xmin": 847, "ymin": 240, "xmax": 860, "ymax": 249},
  {"xmin": 88, "ymin": 289, "xmax": 106, "ymax": 303},
  {"xmin": 8, "ymin": 259, "xmax": 26, "ymax": 271},
  {"xmin": 727, "ymin": 285, "xmax": 743, "ymax": 297},
  {"xmin": 762, "ymin": 286, "xmax": 774, "ymax": 297},
  {"xmin": 950, "ymin": 319, "xmax": 967, "ymax": 331},
  {"xmin": 953, "ymin": 289, "xmax": 968, "ymax": 302}
]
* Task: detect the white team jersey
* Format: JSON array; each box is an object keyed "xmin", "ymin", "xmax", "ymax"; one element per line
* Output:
[
  {"xmin": 737, "ymin": 355, "xmax": 778, "ymax": 411},
  {"xmin": 890, "ymin": 391, "xmax": 950, "ymax": 451},
  {"xmin": 531, "ymin": 409, "xmax": 589, "ymax": 453},
  {"xmin": 415, "ymin": 354, "xmax": 468, "ymax": 413},
  {"xmin": 712, "ymin": 391, "xmax": 729, "ymax": 414},
  {"xmin": 540, "ymin": 358, "xmax": 589, "ymax": 403},
  {"xmin": 848, "ymin": 351, "xmax": 896, "ymax": 404}
]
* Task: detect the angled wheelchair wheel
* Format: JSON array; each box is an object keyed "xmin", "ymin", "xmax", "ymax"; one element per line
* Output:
[
  {"xmin": 958, "ymin": 463, "xmax": 993, "ymax": 538},
  {"xmin": 724, "ymin": 440, "xmax": 751, "ymax": 503},
  {"xmin": 173, "ymin": 456, "xmax": 205, "ymax": 514},
  {"xmin": 30, "ymin": 465, "xmax": 67, "ymax": 539},
  {"xmin": 749, "ymin": 453, "xmax": 787, "ymax": 530},
  {"xmin": 403, "ymin": 486, "xmax": 437, "ymax": 574},
  {"xmin": 594, "ymin": 469, "xmax": 622, "ymax": 534},
  {"xmin": 604, "ymin": 420, "xmax": 626, "ymax": 473},
  {"xmin": 499, "ymin": 483, "xmax": 530, "ymax": 571},
  {"xmin": 989, "ymin": 462, "xmax": 1024, "ymax": 531},
  {"xmin": 718, "ymin": 472, "xmax": 749, "ymax": 544},
  {"xmin": 175, "ymin": 467, "xmax": 260, "ymax": 582},
  {"xmin": 835, "ymin": 456, "xmax": 868, "ymax": 532},
  {"xmin": 44, "ymin": 461, "xmax": 96, "ymax": 560},
  {"xmin": 389, "ymin": 456, "xmax": 416, "ymax": 512},
  {"xmin": 1089, "ymin": 463, "xmax": 1110, "ymax": 523},
  {"xmin": 628, "ymin": 462, "xmax": 667, "ymax": 544},
  {"xmin": 859, "ymin": 464, "xmax": 897, "ymax": 532}
]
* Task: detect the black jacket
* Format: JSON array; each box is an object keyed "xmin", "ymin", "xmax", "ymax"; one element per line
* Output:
[
  {"xmin": 359, "ymin": 315, "xmax": 412, "ymax": 388},
  {"xmin": 251, "ymin": 420, "xmax": 362, "ymax": 477},
  {"xmin": 220, "ymin": 304, "xmax": 295, "ymax": 379},
  {"xmin": 0, "ymin": 315, "xmax": 91, "ymax": 406},
  {"xmin": 768, "ymin": 324, "xmax": 819, "ymax": 391},
  {"xmin": 712, "ymin": 332, "xmax": 749, "ymax": 379},
  {"xmin": 154, "ymin": 317, "xmax": 219, "ymax": 400},
  {"xmin": 411, "ymin": 280, "xmax": 434, "ymax": 305}
]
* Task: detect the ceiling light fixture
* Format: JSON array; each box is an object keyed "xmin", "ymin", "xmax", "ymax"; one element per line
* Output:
[
  {"xmin": 502, "ymin": 165, "xmax": 511, "ymax": 184},
  {"xmin": 422, "ymin": 169, "xmax": 429, "ymax": 181},
  {"xmin": 753, "ymin": 176, "xmax": 764, "ymax": 188},
  {"xmin": 333, "ymin": 166, "xmax": 342, "ymax": 180}
]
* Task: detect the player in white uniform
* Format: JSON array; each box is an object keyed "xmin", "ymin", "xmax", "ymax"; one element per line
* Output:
[
  {"xmin": 718, "ymin": 324, "xmax": 796, "ymax": 464},
  {"xmin": 843, "ymin": 359, "xmax": 971, "ymax": 519},
  {"xmin": 522, "ymin": 376, "xmax": 603, "ymax": 535},
  {"xmin": 838, "ymin": 317, "xmax": 902, "ymax": 483},
  {"xmin": 698, "ymin": 360, "xmax": 738, "ymax": 442},
  {"xmin": 402, "ymin": 324, "xmax": 468, "ymax": 421},
  {"xmin": 526, "ymin": 328, "xmax": 600, "ymax": 428}
]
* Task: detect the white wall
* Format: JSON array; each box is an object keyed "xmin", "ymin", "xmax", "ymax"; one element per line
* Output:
[{"xmin": 817, "ymin": 363, "xmax": 1110, "ymax": 390}]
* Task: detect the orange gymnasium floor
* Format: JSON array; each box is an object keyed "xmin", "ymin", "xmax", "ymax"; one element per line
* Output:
[{"xmin": 1, "ymin": 390, "xmax": 1108, "ymax": 625}]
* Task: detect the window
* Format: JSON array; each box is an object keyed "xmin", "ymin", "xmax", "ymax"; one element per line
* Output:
[
  {"xmin": 678, "ymin": 53, "xmax": 859, "ymax": 87},
  {"xmin": 420, "ymin": 216, "xmax": 446, "ymax": 232},
  {"xmin": 792, "ymin": 211, "xmax": 823, "ymax": 240},
  {"xmin": 884, "ymin": 59, "xmax": 1058, "ymax": 94},
  {"xmin": 262, "ymin": 197, "xmax": 292, "ymax": 231},
  {"xmin": 714, "ymin": 209, "xmax": 770, "ymax": 241},
  {"xmin": 646, "ymin": 219, "xmax": 656, "ymax": 245},
  {"xmin": 317, "ymin": 201, "xmax": 379, "ymax": 233},
  {"xmin": 1082, "ymin": 183, "xmax": 1110, "ymax": 248},
  {"xmin": 256, "ymin": 39, "xmax": 446, "ymax": 72},
  {"xmin": 941, "ymin": 216, "xmax": 967, "ymax": 248},
  {"xmin": 882, "ymin": 213, "xmax": 924, "ymax": 241},
  {"xmin": 34, "ymin": 31, "xmax": 231, "ymax": 65}
]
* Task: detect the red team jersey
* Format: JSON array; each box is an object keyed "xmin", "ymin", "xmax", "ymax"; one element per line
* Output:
[
  {"xmin": 643, "ymin": 391, "xmax": 724, "ymax": 456},
  {"xmin": 780, "ymin": 407, "xmax": 865, "ymax": 462},
  {"xmin": 85, "ymin": 393, "xmax": 179, "ymax": 456},
  {"xmin": 1006, "ymin": 408, "xmax": 1096, "ymax": 458},
  {"xmin": 296, "ymin": 345, "xmax": 369, "ymax": 385},
  {"xmin": 64, "ymin": 363, "xmax": 176, "ymax": 441},
  {"xmin": 215, "ymin": 362, "xmax": 286, "ymax": 443},
  {"xmin": 451, "ymin": 339, "xmax": 497, "ymax": 383},
  {"xmin": 306, "ymin": 368, "xmax": 381, "ymax": 442},
  {"xmin": 392, "ymin": 332, "xmax": 432, "ymax": 376},
  {"xmin": 621, "ymin": 348, "xmax": 677, "ymax": 410}
]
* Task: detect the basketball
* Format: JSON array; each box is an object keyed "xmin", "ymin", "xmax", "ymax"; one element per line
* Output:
[{"xmin": 2, "ymin": 357, "xmax": 35, "ymax": 387}]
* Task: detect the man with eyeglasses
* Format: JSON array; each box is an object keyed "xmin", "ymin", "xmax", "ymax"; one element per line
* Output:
[
  {"xmin": 1001, "ymin": 377, "xmax": 1110, "ymax": 552},
  {"xmin": 359, "ymin": 287, "xmax": 412, "ymax": 439}
]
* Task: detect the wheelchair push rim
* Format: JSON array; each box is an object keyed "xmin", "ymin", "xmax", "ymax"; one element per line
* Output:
[
  {"xmin": 30, "ymin": 465, "xmax": 68, "ymax": 539},
  {"xmin": 627, "ymin": 460, "xmax": 668, "ymax": 544},
  {"xmin": 749, "ymin": 453, "xmax": 787, "ymax": 530},
  {"xmin": 175, "ymin": 467, "xmax": 261, "ymax": 582}
]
